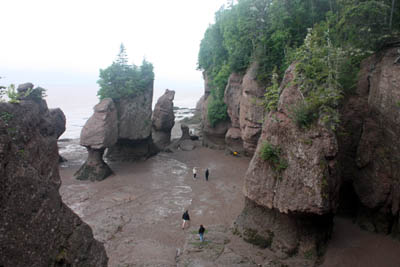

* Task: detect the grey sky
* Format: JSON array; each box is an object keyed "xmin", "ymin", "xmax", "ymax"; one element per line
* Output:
[{"xmin": 0, "ymin": 0, "xmax": 228, "ymax": 108}]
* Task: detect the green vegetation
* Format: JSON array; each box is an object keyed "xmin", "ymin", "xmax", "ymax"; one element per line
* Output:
[
  {"xmin": 198, "ymin": 0, "xmax": 400, "ymax": 128},
  {"xmin": 259, "ymin": 142, "xmax": 288, "ymax": 176},
  {"xmin": 97, "ymin": 43, "xmax": 154, "ymax": 100},
  {"xmin": 6, "ymin": 84, "xmax": 19, "ymax": 103},
  {"xmin": 263, "ymin": 68, "xmax": 280, "ymax": 113},
  {"xmin": 0, "ymin": 112, "xmax": 13, "ymax": 123},
  {"xmin": 0, "ymin": 83, "xmax": 47, "ymax": 104}
]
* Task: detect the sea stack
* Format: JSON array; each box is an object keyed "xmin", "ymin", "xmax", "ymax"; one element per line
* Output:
[
  {"xmin": 152, "ymin": 89, "xmax": 175, "ymax": 150},
  {"xmin": 75, "ymin": 98, "xmax": 118, "ymax": 181},
  {"xmin": 106, "ymin": 78, "xmax": 156, "ymax": 160}
]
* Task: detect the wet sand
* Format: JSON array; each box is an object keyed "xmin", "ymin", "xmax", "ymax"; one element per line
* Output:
[
  {"xmin": 59, "ymin": 144, "xmax": 250, "ymax": 266},
  {"xmin": 59, "ymin": 141, "xmax": 400, "ymax": 266}
]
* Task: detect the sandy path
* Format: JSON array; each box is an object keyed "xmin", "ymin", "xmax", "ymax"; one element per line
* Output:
[{"xmin": 59, "ymin": 145, "xmax": 249, "ymax": 266}]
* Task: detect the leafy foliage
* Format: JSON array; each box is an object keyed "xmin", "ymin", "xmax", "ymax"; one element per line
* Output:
[
  {"xmin": 199, "ymin": 0, "xmax": 399, "ymax": 128},
  {"xmin": 290, "ymin": 26, "xmax": 345, "ymax": 130},
  {"xmin": 207, "ymin": 94, "xmax": 229, "ymax": 128},
  {"xmin": 97, "ymin": 44, "xmax": 154, "ymax": 100},
  {"xmin": 263, "ymin": 67, "xmax": 280, "ymax": 112},
  {"xmin": 260, "ymin": 142, "xmax": 288, "ymax": 176},
  {"xmin": 6, "ymin": 84, "xmax": 19, "ymax": 103}
]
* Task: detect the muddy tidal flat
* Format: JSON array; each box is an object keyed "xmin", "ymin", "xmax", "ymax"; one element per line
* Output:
[
  {"xmin": 59, "ymin": 142, "xmax": 251, "ymax": 266},
  {"xmin": 59, "ymin": 140, "xmax": 400, "ymax": 267}
]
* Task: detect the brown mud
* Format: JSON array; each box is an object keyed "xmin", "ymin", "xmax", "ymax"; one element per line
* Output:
[{"xmin": 59, "ymin": 140, "xmax": 400, "ymax": 266}]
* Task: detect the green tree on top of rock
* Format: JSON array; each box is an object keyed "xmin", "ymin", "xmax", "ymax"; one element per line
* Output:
[{"xmin": 97, "ymin": 43, "xmax": 154, "ymax": 100}]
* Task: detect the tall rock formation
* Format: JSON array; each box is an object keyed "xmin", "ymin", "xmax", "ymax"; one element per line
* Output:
[
  {"xmin": 106, "ymin": 83, "xmax": 156, "ymax": 160},
  {"xmin": 202, "ymin": 72, "xmax": 231, "ymax": 149},
  {"xmin": 76, "ymin": 98, "xmax": 118, "ymax": 181},
  {"xmin": 152, "ymin": 89, "xmax": 175, "ymax": 150},
  {"xmin": 338, "ymin": 44, "xmax": 400, "ymax": 237},
  {"xmin": 234, "ymin": 63, "xmax": 339, "ymax": 262},
  {"xmin": 49, "ymin": 108, "xmax": 66, "ymax": 139},
  {"xmin": 238, "ymin": 62, "xmax": 265, "ymax": 155},
  {"xmin": 224, "ymin": 73, "xmax": 244, "ymax": 154},
  {"xmin": 0, "ymin": 93, "xmax": 108, "ymax": 266},
  {"xmin": 201, "ymin": 62, "xmax": 265, "ymax": 155}
]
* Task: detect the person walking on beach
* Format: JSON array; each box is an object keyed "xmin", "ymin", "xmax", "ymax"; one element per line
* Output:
[
  {"xmin": 193, "ymin": 167, "xmax": 197, "ymax": 179},
  {"xmin": 205, "ymin": 168, "xmax": 209, "ymax": 181},
  {"xmin": 198, "ymin": 224, "xmax": 205, "ymax": 242},
  {"xmin": 182, "ymin": 210, "xmax": 190, "ymax": 230}
]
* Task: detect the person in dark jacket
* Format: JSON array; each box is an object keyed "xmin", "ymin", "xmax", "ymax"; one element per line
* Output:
[
  {"xmin": 198, "ymin": 225, "xmax": 205, "ymax": 242},
  {"xmin": 182, "ymin": 210, "xmax": 190, "ymax": 230},
  {"xmin": 205, "ymin": 168, "xmax": 209, "ymax": 181}
]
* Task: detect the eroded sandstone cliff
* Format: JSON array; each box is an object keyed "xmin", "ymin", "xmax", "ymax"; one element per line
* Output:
[
  {"xmin": 0, "ymin": 97, "xmax": 108, "ymax": 266},
  {"xmin": 234, "ymin": 63, "xmax": 338, "ymax": 263},
  {"xmin": 106, "ymin": 82, "xmax": 156, "ymax": 160},
  {"xmin": 338, "ymin": 44, "xmax": 400, "ymax": 237},
  {"xmin": 232, "ymin": 44, "xmax": 400, "ymax": 265}
]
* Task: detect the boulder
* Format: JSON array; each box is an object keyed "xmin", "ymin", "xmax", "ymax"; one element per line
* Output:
[
  {"xmin": 236, "ymin": 63, "xmax": 340, "ymax": 259},
  {"xmin": 76, "ymin": 98, "xmax": 118, "ymax": 181},
  {"xmin": 0, "ymin": 99, "xmax": 108, "ymax": 266},
  {"xmin": 152, "ymin": 89, "xmax": 175, "ymax": 150}
]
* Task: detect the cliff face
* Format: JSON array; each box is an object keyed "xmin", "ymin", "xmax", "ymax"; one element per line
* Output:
[
  {"xmin": 201, "ymin": 72, "xmax": 231, "ymax": 150},
  {"xmin": 202, "ymin": 62, "xmax": 264, "ymax": 155},
  {"xmin": 339, "ymin": 45, "xmax": 400, "ymax": 236},
  {"xmin": 233, "ymin": 45, "xmax": 400, "ymax": 264},
  {"xmin": 238, "ymin": 62, "xmax": 265, "ymax": 155},
  {"xmin": 243, "ymin": 63, "xmax": 340, "ymax": 214},
  {"xmin": 235, "ymin": 63, "xmax": 338, "ymax": 260},
  {"xmin": 0, "ymin": 99, "xmax": 108, "ymax": 266},
  {"xmin": 107, "ymin": 83, "xmax": 156, "ymax": 160}
]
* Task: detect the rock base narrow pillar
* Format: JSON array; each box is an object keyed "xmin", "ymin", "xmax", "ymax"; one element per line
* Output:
[
  {"xmin": 233, "ymin": 198, "xmax": 333, "ymax": 262},
  {"xmin": 74, "ymin": 148, "xmax": 113, "ymax": 181}
]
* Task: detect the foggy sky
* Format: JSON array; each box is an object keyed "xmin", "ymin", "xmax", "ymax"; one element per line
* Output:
[{"xmin": 0, "ymin": 0, "xmax": 228, "ymax": 108}]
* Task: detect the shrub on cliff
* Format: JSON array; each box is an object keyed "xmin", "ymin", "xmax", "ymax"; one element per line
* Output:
[
  {"xmin": 260, "ymin": 142, "xmax": 288, "ymax": 177},
  {"xmin": 97, "ymin": 44, "xmax": 154, "ymax": 100}
]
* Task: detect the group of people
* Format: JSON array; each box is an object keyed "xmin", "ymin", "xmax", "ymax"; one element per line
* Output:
[
  {"xmin": 192, "ymin": 167, "xmax": 209, "ymax": 181},
  {"xmin": 182, "ymin": 210, "xmax": 205, "ymax": 242},
  {"xmin": 180, "ymin": 167, "xmax": 210, "ymax": 242}
]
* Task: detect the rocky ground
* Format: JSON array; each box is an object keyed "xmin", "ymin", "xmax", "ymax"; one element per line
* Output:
[{"xmin": 58, "ymin": 140, "xmax": 400, "ymax": 267}]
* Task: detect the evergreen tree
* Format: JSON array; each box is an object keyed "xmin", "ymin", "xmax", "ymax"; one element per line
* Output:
[{"xmin": 97, "ymin": 45, "xmax": 154, "ymax": 100}]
